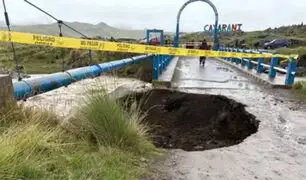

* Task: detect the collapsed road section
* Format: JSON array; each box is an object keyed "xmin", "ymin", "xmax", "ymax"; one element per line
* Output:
[{"xmin": 120, "ymin": 89, "xmax": 260, "ymax": 151}]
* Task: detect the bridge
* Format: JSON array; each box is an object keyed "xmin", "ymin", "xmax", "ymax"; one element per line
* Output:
[
  {"xmin": 0, "ymin": 0, "xmax": 301, "ymax": 104},
  {"xmin": 0, "ymin": 0, "xmax": 301, "ymax": 102}
]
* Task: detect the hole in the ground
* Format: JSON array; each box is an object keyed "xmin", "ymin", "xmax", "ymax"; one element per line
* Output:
[{"xmin": 119, "ymin": 89, "xmax": 260, "ymax": 152}]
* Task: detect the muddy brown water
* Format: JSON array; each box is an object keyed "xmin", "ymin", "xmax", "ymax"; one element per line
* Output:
[{"xmin": 120, "ymin": 89, "xmax": 260, "ymax": 151}]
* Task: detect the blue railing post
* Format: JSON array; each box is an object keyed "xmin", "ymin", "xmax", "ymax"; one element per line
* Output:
[
  {"xmin": 241, "ymin": 50, "xmax": 246, "ymax": 67},
  {"xmin": 164, "ymin": 56, "xmax": 167, "ymax": 69},
  {"xmin": 228, "ymin": 48, "xmax": 231, "ymax": 61},
  {"xmin": 159, "ymin": 55, "xmax": 163, "ymax": 72},
  {"xmin": 236, "ymin": 49, "xmax": 240, "ymax": 65},
  {"xmin": 230, "ymin": 49, "xmax": 235, "ymax": 63},
  {"xmin": 247, "ymin": 58, "xmax": 253, "ymax": 70},
  {"xmin": 285, "ymin": 58, "xmax": 297, "ymax": 86},
  {"xmin": 153, "ymin": 55, "xmax": 159, "ymax": 80},
  {"xmin": 147, "ymin": 29, "xmax": 166, "ymax": 80},
  {"xmin": 160, "ymin": 55, "xmax": 163, "ymax": 71},
  {"xmin": 257, "ymin": 58, "xmax": 264, "ymax": 73},
  {"xmin": 225, "ymin": 48, "xmax": 228, "ymax": 61},
  {"xmin": 241, "ymin": 58, "xmax": 245, "ymax": 67},
  {"xmin": 235, "ymin": 49, "xmax": 240, "ymax": 65},
  {"xmin": 164, "ymin": 55, "xmax": 168, "ymax": 68},
  {"xmin": 268, "ymin": 57, "xmax": 279, "ymax": 79}
]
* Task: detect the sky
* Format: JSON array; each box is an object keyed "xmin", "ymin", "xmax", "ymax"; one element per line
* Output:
[{"xmin": 1, "ymin": 0, "xmax": 306, "ymax": 32}]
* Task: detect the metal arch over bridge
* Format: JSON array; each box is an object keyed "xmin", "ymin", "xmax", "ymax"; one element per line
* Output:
[{"xmin": 174, "ymin": 0, "xmax": 220, "ymax": 50}]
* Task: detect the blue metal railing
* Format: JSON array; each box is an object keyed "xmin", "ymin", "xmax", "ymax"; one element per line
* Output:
[
  {"xmin": 153, "ymin": 55, "xmax": 174, "ymax": 80},
  {"xmin": 219, "ymin": 47, "xmax": 297, "ymax": 86},
  {"xmin": 13, "ymin": 54, "xmax": 164, "ymax": 101}
]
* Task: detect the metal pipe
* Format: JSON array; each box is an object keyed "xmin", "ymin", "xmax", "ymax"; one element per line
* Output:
[
  {"xmin": 13, "ymin": 54, "xmax": 153, "ymax": 100},
  {"xmin": 251, "ymin": 60, "xmax": 258, "ymax": 65},
  {"xmin": 241, "ymin": 58, "xmax": 248, "ymax": 62},
  {"xmin": 261, "ymin": 64, "xmax": 270, "ymax": 68},
  {"xmin": 273, "ymin": 66, "xmax": 287, "ymax": 73}
]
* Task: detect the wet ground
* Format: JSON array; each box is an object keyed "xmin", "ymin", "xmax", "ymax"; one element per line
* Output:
[
  {"xmin": 19, "ymin": 75, "xmax": 152, "ymax": 119},
  {"xmin": 148, "ymin": 57, "xmax": 306, "ymax": 180},
  {"xmin": 173, "ymin": 56, "xmax": 259, "ymax": 90}
]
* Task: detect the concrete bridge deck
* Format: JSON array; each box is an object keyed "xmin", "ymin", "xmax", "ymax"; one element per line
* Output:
[{"xmin": 172, "ymin": 57, "xmax": 258, "ymax": 90}]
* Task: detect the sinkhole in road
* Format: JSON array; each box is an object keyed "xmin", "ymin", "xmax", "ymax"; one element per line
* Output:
[{"xmin": 119, "ymin": 89, "xmax": 260, "ymax": 151}]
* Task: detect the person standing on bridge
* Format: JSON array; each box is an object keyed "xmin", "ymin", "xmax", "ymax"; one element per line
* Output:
[{"xmin": 199, "ymin": 39, "xmax": 208, "ymax": 66}]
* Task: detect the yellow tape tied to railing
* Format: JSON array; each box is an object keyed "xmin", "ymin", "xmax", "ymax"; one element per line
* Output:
[{"xmin": 0, "ymin": 31, "xmax": 298, "ymax": 59}]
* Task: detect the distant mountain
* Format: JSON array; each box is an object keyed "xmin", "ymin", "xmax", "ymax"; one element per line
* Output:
[{"xmin": 0, "ymin": 21, "xmax": 173, "ymax": 40}]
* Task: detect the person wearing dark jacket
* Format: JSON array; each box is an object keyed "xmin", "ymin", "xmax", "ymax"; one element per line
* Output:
[{"xmin": 199, "ymin": 39, "xmax": 208, "ymax": 66}]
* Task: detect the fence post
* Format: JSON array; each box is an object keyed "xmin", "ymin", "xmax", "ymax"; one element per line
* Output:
[
  {"xmin": 257, "ymin": 58, "xmax": 264, "ymax": 73},
  {"xmin": 285, "ymin": 58, "xmax": 297, "ymax": 86},
  {"xmin": 0, "ymin": 75, "xmax": 14, "ymax": 108},
  {"xmin": 153, "ymin": 55, "xmax": 159, "ymax": 80},
  {"xmin": 268, "ymin": 57, "xmax": 279, "ymax": 79}
]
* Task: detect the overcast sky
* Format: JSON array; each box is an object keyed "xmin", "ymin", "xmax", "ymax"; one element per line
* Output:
[{"xmin": 1, "ymin": 0, "xmax": 306, "ymax": 32}]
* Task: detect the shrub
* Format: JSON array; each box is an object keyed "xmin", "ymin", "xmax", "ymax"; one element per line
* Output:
[
  {"xmin": 33, "ymin": 51, "xmax": 47, "ymax": 60},
  {"xmin": 71, "ymin": 90, "xmax": 154, "ymax": 154},
  {"xmin": 293, "ymin": 82, "xmax": 303, "ymax": 89}
]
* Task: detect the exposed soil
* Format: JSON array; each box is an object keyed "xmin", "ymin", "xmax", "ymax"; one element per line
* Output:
[
  {"xmin": 110, "ymin": 58, "xmax": 153, "ymax": 82},
  {"xmin": 120, "ymin": 89, "xmax": 260, "ymax": 151}
]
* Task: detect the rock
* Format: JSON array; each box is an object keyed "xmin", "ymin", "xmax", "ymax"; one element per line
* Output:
[
  {"xmin": 140, "ymin": 157, "xmax": 147, "ymax": 162},
  {"xmin": 0, "ymin": 68, "xmax": 30, "ymax": 79},
  {"xmin": 194, "ymin": 146, "xmax": 203, "ymax": 150},
  {"xmin": 296, "ymin": 67, "xmax": 306, "ymax": 77}
]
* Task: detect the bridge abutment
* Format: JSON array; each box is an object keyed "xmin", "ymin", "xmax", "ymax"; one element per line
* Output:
[{"xmin": 0, "ymin": 75, "xmax": 14, "ymax": 108}]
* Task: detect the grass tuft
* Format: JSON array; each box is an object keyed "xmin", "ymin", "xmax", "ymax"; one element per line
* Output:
[
  {"xmin": 292, "ymin": 81, "xmax": 306, "ymax": 99},
  {"xmin": 70, "ymin": 90, "xmax": 155, "ymax": 154}
]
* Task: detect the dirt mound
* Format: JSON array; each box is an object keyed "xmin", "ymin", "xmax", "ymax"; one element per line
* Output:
[{"xmin": 120, "ymin": 89, "xmax": 260, "ymax": 151}]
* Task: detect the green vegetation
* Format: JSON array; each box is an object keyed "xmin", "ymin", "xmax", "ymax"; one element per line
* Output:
[
  {"xmin": 0, "ymin": 89, "xmax": 157, "ymax": 179},
  {"xmin": 274, "ymin": 47, "xmax": 306, "ymax": 76},
  {"xmin": 292, "ymin": 81, "xmax": 306, "ymax": 99},
  {"xmin": 0, "ymin": 42, "xmax": 143, "ymax": 74},
  {"xmin": 181, "ymin": 23, "xmax": 306, "ymax": 49},
  {"xmin": 274, "ymin": 47, "xmax": 306, "ymax": 55}
]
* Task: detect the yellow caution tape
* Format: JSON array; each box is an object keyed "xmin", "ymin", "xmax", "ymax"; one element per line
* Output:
[{"xmin": 0, "ymin": 31, "xmax": 297, "ymax": 59}]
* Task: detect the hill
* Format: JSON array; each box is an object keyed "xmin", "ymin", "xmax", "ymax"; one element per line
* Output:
[
  {"xmin": 0, "ymin": 21, "xmax": 168, "ymax": 40},
  {"xmin": 181, "ymin": 23, "xmax": 306, "ymax": 48}
]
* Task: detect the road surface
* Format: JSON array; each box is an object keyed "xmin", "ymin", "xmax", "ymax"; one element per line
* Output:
[{"xmin": 153, "ymin": 57, "xmax": 306, "ymax": 180}]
